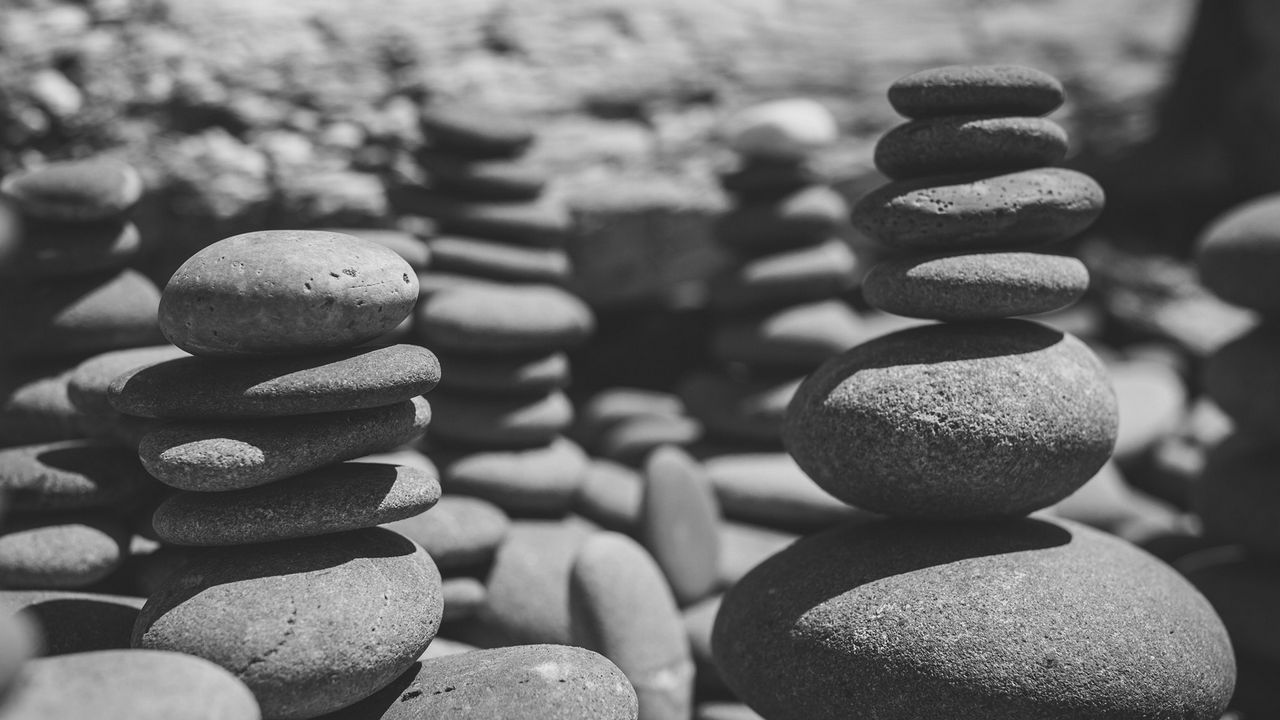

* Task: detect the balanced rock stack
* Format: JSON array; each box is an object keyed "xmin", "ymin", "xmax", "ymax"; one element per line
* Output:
[
  {"xmin": 1188, "ymin": 192, "xmax": 1280, "ymax": 712},
  {"xmin": 0, "ymin": 158, "xmax": 161, "ymax": 447},
  {"xmin": 683, "ymin": 99, "xmax": 862, "ymax": 455},
  {"xmin": 712, "ymin": 65, "xmax": 1237, "ymax": 719},
  {"xmin": 103, "ymin": 230, "xmax": 451, "ymax": 719}
]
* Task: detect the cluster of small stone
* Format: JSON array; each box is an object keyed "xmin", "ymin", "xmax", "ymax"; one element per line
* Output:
[
  {"xmin": 1187, "ymin": 192, "xmax": 1280, "ymax": 708},
  {"xmin": 711, "ymin": 66, "xmax": 1237, "ymax": 720},
  {"xmin": 682, "ymin": 99, "xmax": 861, "ymax": 451},
  {"xmin": 0, "ymin": 159, "xmax": 170, "ymax": 596}
]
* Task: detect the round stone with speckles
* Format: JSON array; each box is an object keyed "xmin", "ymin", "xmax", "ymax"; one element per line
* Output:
[
  {"xmin": 875, "ymin": 116, "xmax": 1068, "ymax": 180},
  {"xmin": 159, "ymin": 230, "xmax": 418, "ymax": 357},
  {"xmin": 888, "ymin": 65, "xmax": 1065, "ymax": 119}
]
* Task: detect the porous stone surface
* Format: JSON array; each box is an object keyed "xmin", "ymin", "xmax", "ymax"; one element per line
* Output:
[
  {"xmin": 875, "ymin": 116, "xmax": 1068, "ymax": 180},
  {"xmin": 324, "ymin": 228, "xmax": 431, "ymax": 272},
  {"xmin": 851, "ymin": 168, "xmax": 1105, "ymax": 250},
  {"xmin": 0, "ymin": 649, "xmax": 261, "ymax": 720},
  {"xmin": 0, "ymin": 269, "xmax": 162, "ymax": 357},
  {"xmin": 0, "ymin": 440, "xmax": 153, "ymax": 512},
  {"xmin": 109, "ymin": 344, "xmax": 440, "ymax": 419},
  {"xmin": 159, "ymin": 230, "xmax": 418, "ymax": 357},
  {"xmin": 383, "ymin": 495, "xmax": 509, "ymax": 572},
  {"xmin": 1204, "ymin": 325, "xmax": 1280, "ymax": 434},
  {"xmin": 887, "ymin": 65, "xmax": 1066, "ymax": 118},
  {"xmin": 0, "ymin": 513, "xmax": 130, "ymax": 589},
  {"xmin": 133, "ymin": 528, "xmax": 442, "ymax": 720},
  {"xmin": 432, "ymin": 351, "xmax": 570, "ymax": 397},
  {"xmin": 1, "ymin": 589, "xmax": 143, "ymax": 655},
  {"xmin": 0, "ymin": 219, "xmax": 141, "ymax": 278},
  {"xmin": 0, "ymin": 159, "xmax": 144, "ymax": 221},
  {"xmin": 317, "ymin": 645, "xmax": 638, "ymax": 720},
  {"xmin": 862, "ymin": 251, "xmax": 1089, "ymax": 320},
  {"xmin": 139, "ymin": 395, "xmax": 430, "ymax": 491},
  {"xmin": 713, "ymin": 517, "xmax": 1235, "ymax": 720},
  {"xmin": 415, "ymin": 284, "xmax": 594, "ymax": 355},
  {"xmin": 427, "ymin": 390, "xmax": 574, "ymax": 449},
  {"xmin": 1195, "ymin": 192, "xmax": 1280, "ymax": 314},
  {"xmin": 439, "ymin": 436, "xmax": 589, "ymax": 515},
  {"xmin": 783, "ymin": 319, "xmax": 1118, "ymax": 517},
  {"xmin": 152, "ymin": 462, "xmax": 441, "ymax": 546}
]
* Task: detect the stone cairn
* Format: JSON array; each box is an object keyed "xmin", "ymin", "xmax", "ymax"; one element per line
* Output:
[
  {"xmin": 1188, "ymin": 192, "xmax": 1280, "ymax": 713},
  {"xmin": 0, "ymin": 158, "xmax": 171, "ymax": 595},
  {"xmin": 711, "ymin": 65, "xmax": 1237, "ymax": 719}
]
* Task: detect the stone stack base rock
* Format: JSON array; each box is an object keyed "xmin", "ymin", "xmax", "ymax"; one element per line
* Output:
[{"xmin": 711, "ymin": 65, "xmax": 1236, "ymax": 720}]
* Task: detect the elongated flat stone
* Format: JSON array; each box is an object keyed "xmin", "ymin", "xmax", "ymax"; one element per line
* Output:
[
  {"xmin": 0, "ymin": 363, "xmax": 81, "ymax": 447},
  {"xmin": 711, "ymin": 299, "xmax": 865, "ymax": 370},
  {"xmin": 852, "ymin": 168, "xmax": 1104, "ymax": 251},
  {"xmin": 159, "ymin": 230, "xmax": 418, "ymax": 357},
  {"xmin": 701, "ymin": 451, "xmax": 866, "ymax": 531},
  {"xmin": 434, "ymin": 350, "xmax": 569, "ymax": 397},
  {"xmin": 0, "ymin": 158, "xmax": 144, "ymax": 221},
  {"xmin": 680, "ymin": 373, "xmax": 799, "ymax": 446},
  {"xmin": 1, "ymin": 589, "xmax": 143, "ymax": 656},
  {"xmin": 110, "ymin": 344, "xmax": 439, "ymax": 419},
  {"xmin": 439, "ymin": 436, "xmax": 589, "ymax": 515},
  {"xmin": 416, "ymin": 284, "xmax": 594, "ymax": 355},
  {"xmin": 0, "ymin": 219, "xmax": 141, "ymax": 278},
  {"xmin": 707, "ymin": 239, "xmax": 857, "ymax": 312},
  {"xmin": 139, "ymin": 396, "xmax": 430, "ymax": 491},
  {"xmin": 153, "ymin": 462, "xmax": 441, "ymax": 546},
  {"xmin": 0, "ymin": 440, "xmax": 153, "ymax": 512},
  {"xmin": 426, "ymin": 235, "xmax": 570, "ymax": 283},
  {"xmin": 875, "ymin": 116, "xmax": 1068, "ymax": 180},
  {"xmin": 418, "ymin": 151, "xmax": 548, "ymax": 201},
  {"xmin": 428, "ymin": 391, "xmax": 573, "ymax": 450},
  {"xmin": 419, "ymin": 106, "xmax": 535, "ymax": 159},
  {"xmin": 0, "ymin": 513, "xmax": 130, "ymax": 590},
  {"xmin": 888, "ymin": 65, "xmax": 1065, "ymax": 119},
  {"xmin": 1196, "ymin": 193, "xmax": 1280, "ymax": 314}
]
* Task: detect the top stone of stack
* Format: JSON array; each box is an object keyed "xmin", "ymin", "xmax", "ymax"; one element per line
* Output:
[
  {"xmin": 721, "ymin": 98, "xmax": 839, "ymax": 161},
  {"xmin": 0, "ymin": 159, "xmax": 144, "ymax": 222},
  {"xmin": 159, "ymin": 230, "xmax": 419, "ymax": 357},
  {"xmin": 887, "ymin": 65, "xmax": 1065, "ymax": 119}
]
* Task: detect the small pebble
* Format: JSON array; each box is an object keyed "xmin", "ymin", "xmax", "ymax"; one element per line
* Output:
[
  {"xmin": 439, "ymin": 436, "xmax": 588, "ymax": 514},
  {"xmin": 66, "ymin": 345, "xmax": 189, "ymax": 421},
  {"xmin": 429, "ymin": 390, "xmax": 573, "ymax": 450},
  {"xmin": 852, "ymin": 168, "xmax": 1104, "ymax": 251},
  {"xmin": 862, "ymin": 251, "xmax": 1089, "ymax": 320},
  {"xmin": 159, "ymin": 230, "xmax": 418, "ymax": 357},
  {"xmin": 1110, "ymin": 357, "xmax": 1188, "ymax": 462},
  {"xmin": 875, "ymin": 115, "xmax": 1068, "ymax": 180},
  {"xmin": 888, "ymin": 64, "xmax": 1066, "ymax": 119},
  {"xmin": 0, "ymin": 158, "xmax": 144, "ymax": 221},
  {"xmin": 384, "ymin": 494, "xmax": 509, "ymax": 572},
  {"xmin": 640, "ymin": 446, "xmax": 721, "ymax": 606},
  {"xmin": 426, "ymin": 235, "xmax": 570, "ymax": 283},
  {"xmin": 0, "ymin": 513, "xmax": 129, "ymax": 589},
  {"xmin": 721, "ymin": 99, "xmax": 838, "ymax": 161},
  {"xmin": 595, "ymin": 414, "xmax": 702, "ymax": 466},
  {"xmin": 139, "ymin": 395, "xmax": 431, "ymax": 491},
  {"xmin": 416, "ymin": 284, "xmax": 594, "ymax": 355},
  {"xmin": 573, "ymin": 388, "xmax": 686, "ymax": 450}
]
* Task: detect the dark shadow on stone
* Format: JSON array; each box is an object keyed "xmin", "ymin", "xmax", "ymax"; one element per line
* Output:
[{"xmin": 21, "ymin": 597, "xmax": 142, "ymax": 656}]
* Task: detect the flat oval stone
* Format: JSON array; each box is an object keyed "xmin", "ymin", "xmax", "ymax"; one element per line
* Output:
[
  {"xmin": 708, "ymin": 239, "xmax": 857, "ymax": 312},
  {"xmin": 721, "ymin": 99, "xmax": 838, "ymax": 161},
  {"xmin": 595, "ymin": 414, "xmax": 702, "ymax": 467},
  {"xmin": 701, "ymin": 451, "xmax": 865, "ymax": 531},
  {"xmin": 0, "ymin": 440, "xmax": 153, "ymax": 512},
  {"xmin": 680, "ymin": 373, "xmax": 799, "ymax": 446},
  {"xmin": 139, "ymin": 396, "xmax": 431, "ymax": 491},
  {"xmin": 570, "ymin": 532, "xmax": 695, "ymax": 720},
  {"xmin": 573, "ymin": 459, "xmax": 643, "ymax": 533},
  {"xmin": 133, "ymin": 528, "xmax": 442, "ymax": 720},
  {"xmin": 876, "ymin": 116, "xmax": 1068, "ymax": 180},
  {"xmin": 426, "ymin": 235, "xmax": 570, "ymax": 283},
  {"xmin": 390, "ymin": 190, "xmax": 569, "ymax": 247},
  {"xmin": 0, "ymin": 159, "xmax": 144, "ymax": 221},
  {"xmin": 419, "ymin": 151, "xmax": 548, "ymax": 201},
  {"xmin": 719, "ymin": 158, "xmax": 819, "ymax": 202},
  {"xmin": 711, "ymin": 299, "xmax": 865, "ymax": 370},
  {"xmin": 159, "ymin": 230, "xmax": 418, "ymax": 357},
  {"xmin": 1205, "ymin": 325, "xmax": 1280, "ymax": 434},
  {"xmin": 715, "ymin": 186, "xmax": 847, "ymax": 255},
  {"xmin": 66, "ymin": 345, "xmax": 189, "ymax": 419},
  {"xmin": 434, "ymin": 350, "xmax": 569, "ymax": 397},
  {"xmin": 0, "ymin": 513, "xmax": 129, "ymax": 589},
  {"xmin": 416, "ymin": 284, "xmax": 594, "ymax": 355},
  {"xmin": 713, "ymin": 517, "xmax": 1234, "ymax": 720},
  {"xmin": 0, "ymin": 269, "xmax": 162, "ymax": 357},
  {"xmin": 573, "ymin": 388, "xmax": 686, "ymax": 451},
  {"xmin": 110, "ymin": 344, "xmax": 440, "ymax": 419},
  {"xmin": 852, "ymin": 168, "xmax": 1104, "ymax": 251},
  {"xmin": 888, "ymin": 64, "xmax": 1065, "ymax": 119},
  {"xmin": 784, "ymin": 320, "xmax": 1117, "ymax": 517},
  {"xmin": 640, "ymin": 446, "xmax": 720, "ymax": 606},
  {"xmin": 419, "ymin": 106, "xmax": 535, "ymax": 159},
  {"xmin": 1, "ymin": 589, "xmax": 143, "ymax": 655},
  {"xmin": 439, "ymin": 436, "xmax": 589, "ymax": 515},
  {"xmin": 384, "ymin": 494, "xmax": 509, "ymax": 572},
  {"xmin": 1194, "ymin": 434, "xmax": 1280, "ymax": 555},
  {"xmin": 862, "ymin": 251, "xmax": 1089, "ymax": 320},
  {"xmin": 318, "ymin": 645, "xmax": 638, "ymax": 720},
  {"xmin": 0, "ymin": 364, "xmax": 81, "ymax": 447},
  {"xmin": 1196, "ymin": 193, "xmax": 1280, "ymax": 313},
  {"xmin": 0, "ymin": 219, "xmax": 141, "ymax": 278},
  {"xmin": 153, "ymin": 462, "xmax": 440, "ymax": 546},
  {"xmin": 428, "ymin": 391, "xmax": 573, "ymax": 450},
  {"xmin": 2, "ymin": 649, "xmax": 261, "ymax": 720},
  {"xmin": 320, "ymin": 228, "xmax": 431, "ymax": 271}
]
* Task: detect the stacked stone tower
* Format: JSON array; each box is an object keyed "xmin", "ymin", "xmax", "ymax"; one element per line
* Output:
[
  {"xmin": 107, "ymin": 230, "xmax": 446, "ymax": 718},
  {"xmin": 682, "ymin": 99, "xmax": 861, "ymax": 451},
  {"xmin": 711, "ymin": 65, "xmax": 1236, "ymax": 720}
]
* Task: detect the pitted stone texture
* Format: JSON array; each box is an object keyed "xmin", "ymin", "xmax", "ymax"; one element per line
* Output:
[
  {"xmin": 139, "ymin": 396, "xmax": 430, "ymax": 491},
  {"xmin": 713, "ymin": 517, "xmax": 1234, "ymax": 720},
  {"xmin": 110, "ymin": 344, "xmax": 439, "ymax": 419},
  {"xmin": 416, "ymin": 284, "xmax": 594, "ymax": 355},
  {"xmin": 681, "ymin": 373, "xmax": 799, "ymax": 446},
  {"xmin": 159, "ymin": 230, "xmax": 418, "ymax": 357},
  {"xmin": 133, "ymin": 528, "xmax": 442, "ymax": 720},
  {"xmin": 0, "ymin": 159, "xmax": 144, "ymax": 221},
  {"xmin": 888, "ymin": 65, "xmax": 1066, "ymax": 119},
  {"xmin": 0, "ymin": 269, "xmax": 162, "ymax": 358},
  {"xmin": 152, "ymin": 462, "xmax": 441, "ymax": 546},
  {"xmin": 862, "ymin": 251, "xmax": 1089, "ymax": 320},
  {"xmin": 784, "ymin": 320, "xmax": 1117, "ymax": 517},
  {"xmin": 852, "ymin": 168, "xmax": 1104, "ymax": 251},
  {"xmin": 875, "ymin": 116, "xmax": 1068, "ymax": 180},
  {"xmin": 1195, "ymin": 192, "xmax": 1280, "ymax": 314}
]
